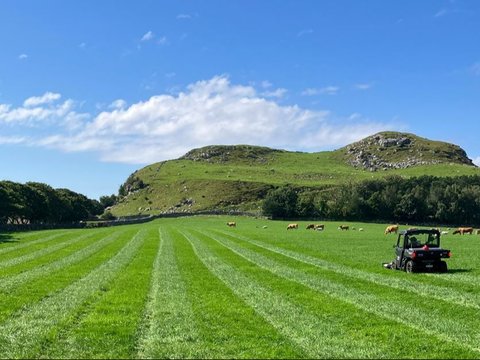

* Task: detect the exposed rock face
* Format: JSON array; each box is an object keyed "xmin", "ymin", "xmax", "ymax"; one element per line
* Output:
[{"xmin": 343, "ymin": 132, "xmax": 474, "ymax": 171}]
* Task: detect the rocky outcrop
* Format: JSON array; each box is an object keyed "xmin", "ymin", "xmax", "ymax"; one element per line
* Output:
[
  {"xmin": 181, "ymin": 145, "xmax": 283, "ymax": 163},
  {"xmin": 343, "ymin": 132, "xmax": 474, "ymax": 171}
]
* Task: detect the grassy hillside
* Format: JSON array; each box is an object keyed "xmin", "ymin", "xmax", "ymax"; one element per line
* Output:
[{"xmin": 111, "ymin": 133, "xmax": 480, "ymax": 216}]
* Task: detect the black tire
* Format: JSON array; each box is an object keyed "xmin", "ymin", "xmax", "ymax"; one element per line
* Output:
[
  {"xmin": 437, "ymin": 261, "xmax": 448, "ymax": 273},
  {"xmin": 405, "ymin": 260, "xmax": 418, "ymax": 273}
]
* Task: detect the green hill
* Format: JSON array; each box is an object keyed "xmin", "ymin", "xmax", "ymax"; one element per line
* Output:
[{"xmin": 110, "ymin": 132, "xmax": 479, "ymax": 216}]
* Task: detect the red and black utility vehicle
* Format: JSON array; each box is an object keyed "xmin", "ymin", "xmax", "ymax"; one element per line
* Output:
[{"xmin": 384, "ymin": 228, "xmax": 451, "ymax": 273}]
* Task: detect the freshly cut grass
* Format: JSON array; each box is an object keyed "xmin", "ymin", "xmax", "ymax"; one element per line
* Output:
[
  {"xmin": 213, "ymin": 229, "xmax": 480, "ymax": 310},
  {"xmin": 45, "ymin": 227, "xmax": 159, "ymax": 358},
  {"xmin": 182, "ymin": 229, "xmax": 383, "ymax": 359},
  {"xmin": 0, "ymin": 229, "xmax": 146, "ymax": 358},
  {"xmin": 202, "ymin": 229, "xmax": 480, "ymax": 355},
  {"xmin": 0, "ymin": 216, "xmax": 479, "ymax": 358},
  {"xmin": 136, "ymin": 227, "xmax": 201, "ymax": 359}
]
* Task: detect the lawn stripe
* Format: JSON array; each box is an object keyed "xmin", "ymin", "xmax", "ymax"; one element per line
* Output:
[
  {"xmin": 136, "ymin": 227, "xmax": 201, "ymax": 359},
  {"xmin": 0, "ymin": 229, "xmax": 147, "ymax": 359},
  {"xmin": 43, "ymin": 227, "xmax": 159, "ymax": 358},
  {"xmin": 0, "ymin": 229, "xmax": 125, "ymax": 293},
  {"xmin": 425, "ymin": 272, "xmax": 480, "ymax": 287},
  {"xmin": 206, "ymin": 229, "xmax": 480, "ymax": 354},
  {"xmin": 0, "ymin": 231, "xmax": 98, "ymax": 269},
  {"xmin": 0, "ymin": 231, "xmax": 68, "ymax": 255},
  {"xmin": 181, "ymin": 230, "xmax": 381, "ymax": 359},
  {"xmin": 215, "ymin": 229, "xmax": 480, "ymax": 309}
]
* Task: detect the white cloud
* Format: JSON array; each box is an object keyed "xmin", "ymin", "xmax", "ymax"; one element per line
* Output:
[
  {"xmin": 30, "ymin": 76, "xmax": 394, "ymax": 164},
  {"xmin": 0, "ymin": 93, "xmax": 87, "ymax": 128},
  {"xmin": 157, "ymin": 36, "xmax": 168, "ymax": 45},
  {"xmin": 354, "ymin": 83, "xmax": 373, "ymax": 90},
  {"xmin": 0, "ymin": 136, "xmax": 27, "ymax": 145},
  {"xmin": 177, "ymin": 14, "xmax": 192, "ymax": 19},
  {"xmin": 18, "ymin": 54, "xmax": 28, "ymax": 60},
  {"xmin": 301, "ymin": 86, "xmax": 339, "ymax": 96},
  {"xmin": 297, "ymin": 29, "xmax": 314, "ymax": 37},
  {"xmin": 141, "ymin": 30, "xmax": 154, "ymax": 42},
  {"xmin": 261, "ymin": 88, "xmax": 287, "ymax": 98},
  {"xmin": 473, "ymin": 157, "xmax": 480, "ymax": 167},
  {"xmin": 109, "ymin": 99, "xmax": 127, "ymax": 109},
  {"xmin": 24, "ymin": 92, "xmax": 61, "ymax": 107}
]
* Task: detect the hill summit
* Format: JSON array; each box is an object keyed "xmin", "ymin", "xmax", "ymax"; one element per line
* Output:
[{"xmin": 340, "ymin": 132, "xmax": 474, "ymax": 171}]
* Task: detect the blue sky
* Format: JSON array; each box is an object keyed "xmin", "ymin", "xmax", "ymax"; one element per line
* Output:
[{"xmin": 1, "ymin": 0, "xmax": 479, "ymax": 199}]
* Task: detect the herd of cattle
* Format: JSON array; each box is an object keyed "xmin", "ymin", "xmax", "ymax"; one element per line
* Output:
[{"xmin": 226, "ymin": 221, "xmax": 480, "ymax": 235}]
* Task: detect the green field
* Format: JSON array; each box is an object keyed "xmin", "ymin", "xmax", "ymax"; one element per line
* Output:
[{"xmin": 0, "ymin": 217, "xmax": 479, "ymax": 358}]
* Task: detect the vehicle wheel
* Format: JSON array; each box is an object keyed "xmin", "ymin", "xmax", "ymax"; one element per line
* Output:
[
  {"xmin": 437, "ymin": 261, "xmax": 448, "ymax": 273},
  {"xmin": 405, "ymin": 260, "xmax": 417, "ymax": 273}
]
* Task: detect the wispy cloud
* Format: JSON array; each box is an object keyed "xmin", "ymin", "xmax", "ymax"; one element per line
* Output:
[
  {"xmin": 434, "ymin": 8, "xmax": 448, "ymax": 18},
  {"xmin": 261, "ymin": 88, "xmax": 287, "ymax": 98},
  {"xmin": 177, "ymin": 13, "xmax": 192, "ymax": 19},
  {"xmin": 157, "ymin": 36, "xmax": 168, "ymax": 45},
  {"xmin": 470, "ymin": 62, "xmax": 480, "ymax": 76},
  {"xmin": 354, "ymin": 83, "xmax": 373, "ymax": 90},
  {"xmin": 24, "ymin": 92, "xmax": 61, "ymax": 107},
  {"xmin": 297, "ymin": 29, "xmax": 314, "ymax": 37},
  {"xmin": 108, "ymin": 99, "xmax": 127, "ymax": 110},
  {"xmin": 18, "ymin": 54, "xmax": 28, "ymax": 60},
  {"xmin": 0, "ymin": 136, "xmax": 27, "ymax": 145},
  {"xmin": 301, "ymin": 86, "xmax": 339, "ymax": 96},
  {"xmin": 141, "ymin": 30, "xmax": 154, "ymax": 42}
]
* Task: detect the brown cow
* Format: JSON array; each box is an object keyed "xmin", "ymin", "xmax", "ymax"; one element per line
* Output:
[
  {"xmin": 338, "ymin": 225, "xmax": 349, "ymax": 231},
  {"xmin": 227, "ymin": 221, "xmax": 236, "ymax": 227},
  {"xmin": 385, "ymin": 225, "xmax": 399, "ymax": 235},
  {"xmin": 452, "ymin": 227, "xmax": 473, "ymax": 235},
  {"xmin": 287, "ymin": 223, "xmax": 298, "ymax": 230},
  {"xmin": 314, "ymin": 224, "xmax": 325, "ymax": 231},
  {"xmin": 306, "ymin": 224, "xmax": 315, "ymax": 230}
]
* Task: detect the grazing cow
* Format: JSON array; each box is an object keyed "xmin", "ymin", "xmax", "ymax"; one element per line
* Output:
[
  {"xmin": 287, "ymin": 223, "xmax": 298, "ymax": 230},
  {"xmin": 476, "ymin": 229, "xmax": 480, "ymax": 235},
  {"xmin": 441, "ymin": 231, "xmax": 449, "ymax": 236},
  {"xmin": 227, "ymin": 221, "xmax": 236, "ymax": 227},
  {"xmin": 452, "ymin": 227, "xmax": 473, "ymax": 235},
  {"xmin": 385, "ymin": 225, "xmax": 399, "ymax": 235},
  {"xmin": 306, "ymin": 224, "xmax": 315, "ymax": 230},
  {"xmin": 338, "ymin": 225, "xmax": 349, "ymax": 231},
  {"xmin": 359, "ymin": 228, "xmax": 364, "ymax": 231},
  {"xmin": 314, "ymin": 224, "xmax": 325, "ymax": 231}
]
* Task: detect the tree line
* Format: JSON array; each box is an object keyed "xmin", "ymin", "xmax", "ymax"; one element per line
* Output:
[
  {"xmin": 262, "ymin": 175, "xmax": 480, "ymax": 226},
  {"xmin": 0, "ymin": 181, "xmax": 103, "ymax": 225}
]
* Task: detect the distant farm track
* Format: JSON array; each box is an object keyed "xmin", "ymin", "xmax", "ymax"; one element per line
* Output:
[{"xmin": 0, "ymin": 217, "xmax": 479, "ymax": 358}]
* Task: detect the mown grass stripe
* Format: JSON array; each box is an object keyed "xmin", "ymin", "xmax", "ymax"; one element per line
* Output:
[
  {"xmin": 181, "ymin": 230, "xmax": 381, "ymax": 359},
  {"xmin": 0, "ymin": 229, "xmax": 147, "ymax": 359},
  {"xmin": 206, "ymin": 230, "xmax": 480, "ymax": 354},
  {"xmin": 215, "ymin": 229, "xmax": 480, "ymax": 309},
  {"xmin": 43, "ymin": 227, "xmax": 159, "ymax": 359},
  {"xmin": 425, "ymin": 272, "xmax": 480, "ymax": 287},
  {"xmin": 0, "ymin": 231, "xmax": 68, "ymax": 255},
  {"xmin": 0, "ymin": 229, "xmax": 125, "ymax": 293},
  {"xmin": 136, "ymin": 227, "xmax": 200, "ymax": 359},
  {"xmin": 0, "ymin": 232, "xmax": 98, "ymax": 269}
]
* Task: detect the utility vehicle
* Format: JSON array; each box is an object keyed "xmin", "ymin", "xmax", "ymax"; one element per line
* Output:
[{"xmin": 384, "ymin": 228, "xmax": 451, "ymax": 273}]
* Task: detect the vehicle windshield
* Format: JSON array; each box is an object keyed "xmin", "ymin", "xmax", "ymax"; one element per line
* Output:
[{"xmin": 406, "ymin": 233, "xmax": 439, "ymax": 248}]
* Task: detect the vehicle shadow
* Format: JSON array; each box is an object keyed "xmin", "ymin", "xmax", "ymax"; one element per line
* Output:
[
  {"xmin": 0, "ymin": 233, "xmax": 17, "ymax": 244},
  {"xmin": 447, "ymin": 268, "xmax": 473, "ymax": 274}
]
